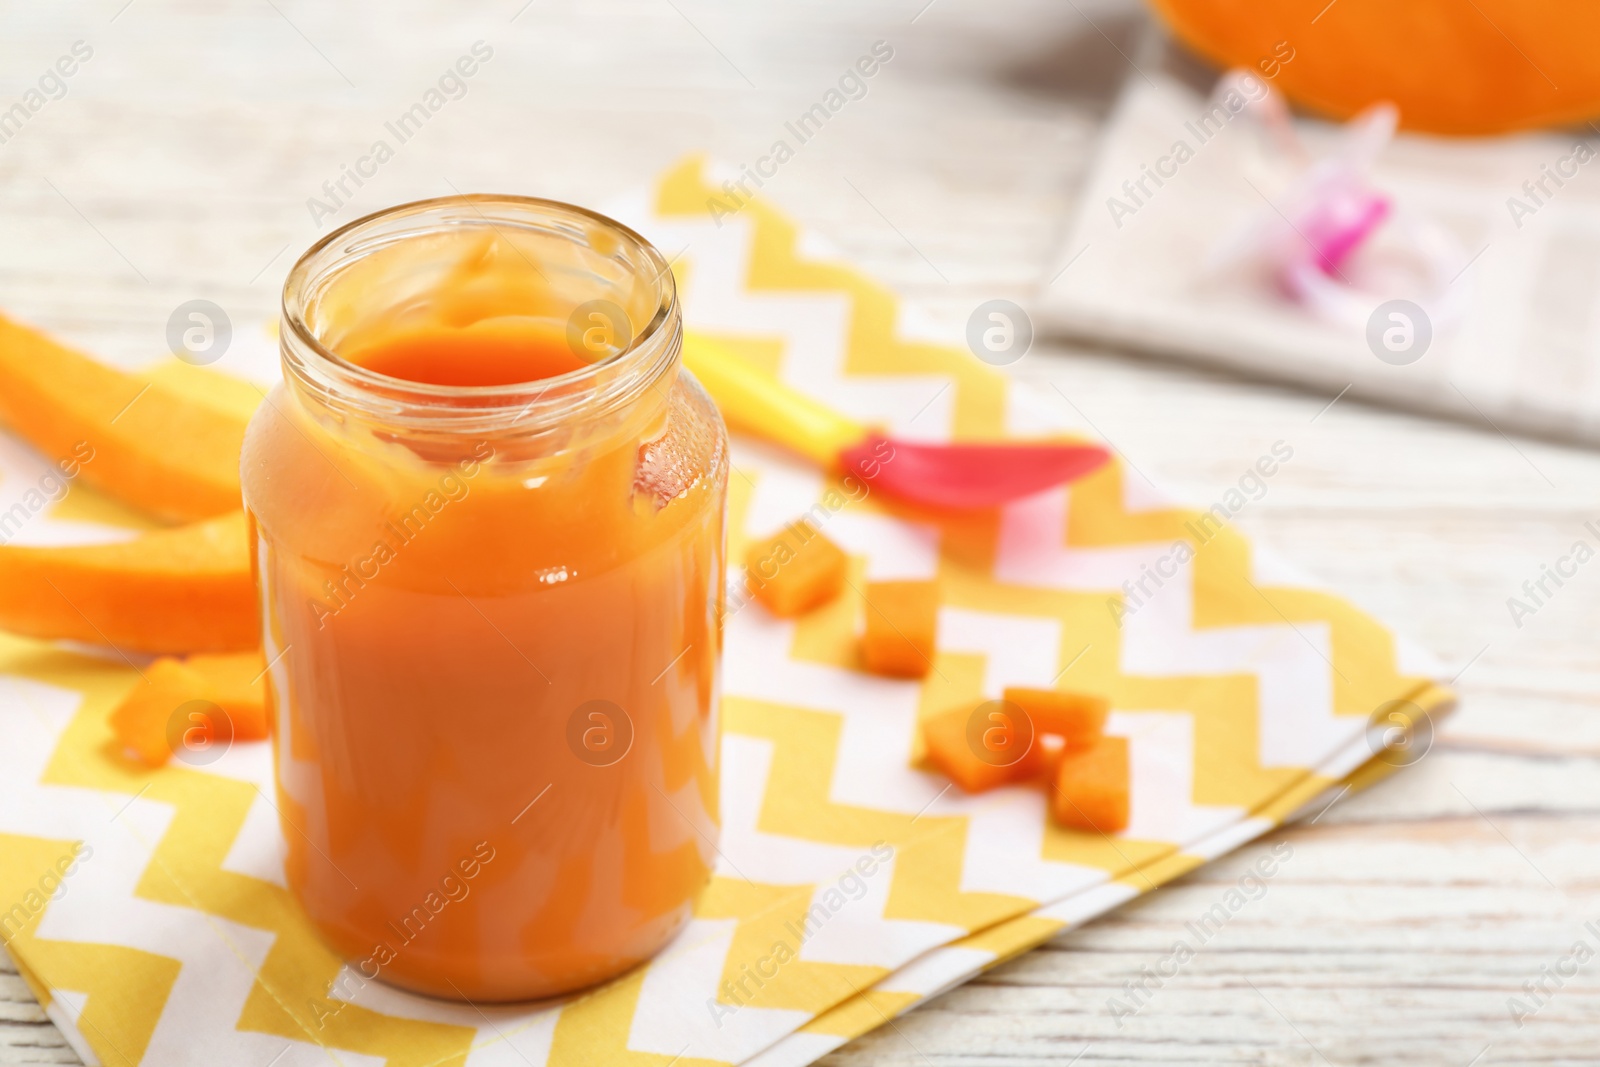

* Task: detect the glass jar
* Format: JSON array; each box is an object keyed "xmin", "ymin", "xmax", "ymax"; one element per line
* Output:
[{"xmin": 243, "ymin": 196, "xmax": 726, "ymax": 1002}]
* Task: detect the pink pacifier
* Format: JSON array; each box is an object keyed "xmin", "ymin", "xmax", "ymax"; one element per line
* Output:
[{"xmin": 1206, "ymin": 71, "xmax": 1468, "ymax": 332}]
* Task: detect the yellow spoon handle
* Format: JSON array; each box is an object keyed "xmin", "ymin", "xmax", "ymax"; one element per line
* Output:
[{"xmin": 681, "ymin": 331, "xmax": 867, "ymax": 470}]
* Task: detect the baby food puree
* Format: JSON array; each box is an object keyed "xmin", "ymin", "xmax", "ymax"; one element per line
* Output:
[{"xmin": 243, "ymin": 197, "xmax": 727, "ymax": 1001}]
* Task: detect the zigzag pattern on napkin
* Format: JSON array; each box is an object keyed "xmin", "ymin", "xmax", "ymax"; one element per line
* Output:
[{"xmin": 0, "ymin": 158, "xmax": 1444, "ymax": 1067}]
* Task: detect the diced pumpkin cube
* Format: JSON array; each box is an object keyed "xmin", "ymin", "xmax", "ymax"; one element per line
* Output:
[
  {"xmin": 860, "ymin": 580, "xmax": 939, "ymax": 678},
  {"xmin": 109, "ymin": 653, "xmax": 268, "ymax": 767},
  {"xmin": 921, "ymin": 702, "xmax": 1042, "ymax": 793},
  {"xmin": 744, "ymin": 520, "xmax": 848, "ymax": 617},
  {"xmin": 1004, "ymin": 687, "xmax": 1108, "ymax": 752},
  {"xmin": 185, "ymin": 650, "xmax": 270, "ymax": 740},
  {"xmin": 109, "ymin": 658, "xmax": 213, "ymax": 766},
  {"xmin": 1049, "ymin": 735, "xmax": 1130, "ymax": 834}
]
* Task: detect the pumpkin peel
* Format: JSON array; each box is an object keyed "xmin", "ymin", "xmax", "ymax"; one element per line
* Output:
[{"xmin": 1148, "ymin": 0, "xmax": 1600, "ymax": 135}]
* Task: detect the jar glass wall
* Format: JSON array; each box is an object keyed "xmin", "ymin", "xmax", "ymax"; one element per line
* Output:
[{"xmin": 243, "ymin": 196, "xmax": 726, "ymax": 1002}]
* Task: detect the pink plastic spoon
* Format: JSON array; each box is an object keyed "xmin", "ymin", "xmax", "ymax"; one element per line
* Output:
[{"xmin": 683, "ymin": 333, "xmax": 1110, "ymax": 509}]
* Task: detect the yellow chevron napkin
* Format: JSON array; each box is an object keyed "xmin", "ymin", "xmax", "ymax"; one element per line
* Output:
[{"xmin": 0, "ymin": 158, "xmax": 1451, "ymax": 1067}]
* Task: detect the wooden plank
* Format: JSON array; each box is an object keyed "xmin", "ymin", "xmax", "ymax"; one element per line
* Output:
[{"xmin": 3, "ymin": 0, "xmax": 1598, "ymax": 1063}]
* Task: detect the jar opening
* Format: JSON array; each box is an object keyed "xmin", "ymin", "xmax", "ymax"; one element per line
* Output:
[{"xmin": 280, "ymin": 195, "xmax": 680, "ymax": 433}]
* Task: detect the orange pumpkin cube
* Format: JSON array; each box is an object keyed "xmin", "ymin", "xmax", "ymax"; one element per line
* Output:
[
  {"xmin": 1049, "ymin": 735, "xmax": 1130, "ymax": 834},
  {"xmin": 922, "ymin": 701, "xmax": 1043, "ymax": 793},
  {"xmin": 860, "ymin": 579, "xmax": 939, "ymax": 678},
  {"xmin": 185, "ymin": 650, "xmax": 270, "ymax": 740},
  {"xmin": 109, "ymin": 658, "xmax": 212, "ymax": 766},
  {"xmin": 744, "ymin": 520, "xmax": 848, "ymax": 617},
  {"xmin": 1003, "ymin": 687, "xmax": 1108, "ymax": 752},
  {"xmin": 109, "ymin": 652, "xmax": 270, "ymax": 767}
]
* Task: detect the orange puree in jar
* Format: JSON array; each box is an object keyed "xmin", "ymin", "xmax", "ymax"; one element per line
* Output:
[
  {"xmin": 344, "ymin": 322, "xmax": 589, "ymax": 386},
  {"xmin": 242, "ymin": 197, "xmax": 726, "ymax": 1001}
]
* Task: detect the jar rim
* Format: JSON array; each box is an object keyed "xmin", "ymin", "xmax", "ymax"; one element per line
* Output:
[{"xmin": 280, "ymin": 193, "xmax": 679, "ymax": 428}]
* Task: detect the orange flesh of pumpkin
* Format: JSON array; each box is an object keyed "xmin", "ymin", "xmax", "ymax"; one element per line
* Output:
[
  {"xmin": 0, "ymin": 312, "xmax": 250, "ymax": 522},
  {"xmin": 184, "ymin": 650, "xmax": 270, "ymax": 740},
  {"xmin": 744, "ymin": 519, "xmax": 848, "ymax": 617},
  {"xmin": 1004, "ymin": 687, "xmax": 1109, "ymax": 752},
  {"xmin": 108, "ymin": 658, "xmax": 208, "ymax": 766},
  {"xmin": 860, "ymin": 579, "xmax": 939, "ymax": 679},
  {"xmin": 0, "ymin": 511, "xmax": 257, "ymax": 654},
  {"xmin": 921, "ymin": 704, "xmax": 1044, "ymax": 793},
  {"xmin": 1050, "ymin": 735, "xmax": 1130, "ymax": 834},
  {"xmin": 109, "ymin": 651, "xmax": 270, "ymax": 766}
]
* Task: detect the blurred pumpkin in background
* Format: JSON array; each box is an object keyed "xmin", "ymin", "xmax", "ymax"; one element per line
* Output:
[{"xmin": 1146, "ymin": 0, "xmax": 1600, "ymax": 135}]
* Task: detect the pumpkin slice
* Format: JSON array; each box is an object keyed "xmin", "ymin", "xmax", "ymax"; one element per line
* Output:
[
  {"xmin": 1003, "ymin": 687, "xmax": 1109, "ymax": 753},
  {"xmin": 0, "ymin": 312, "xmax": 251, "ymax": 521},
  {"xmin": 744, "ymin": 519, "xmax": 848, "ymax": 617},
  {"xmin": 0, "ymin": 510, "xmax": 257, "ymax": 654},
  {"xmin": 860, "ymin": 579, "xmax": 938, "ymax": 679},
  {"xmin": 921, "ymin": 702, "xmax": 1043, "ymax": 793},
  {"xmin": 1049, "ymin": 735, "xmax": 1130, "ymax": 835}
]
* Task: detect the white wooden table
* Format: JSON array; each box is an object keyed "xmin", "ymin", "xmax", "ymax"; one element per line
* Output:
[{"xmin": 4, "ymin": 1, "xmax": 1598, "ymax": 1063}]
